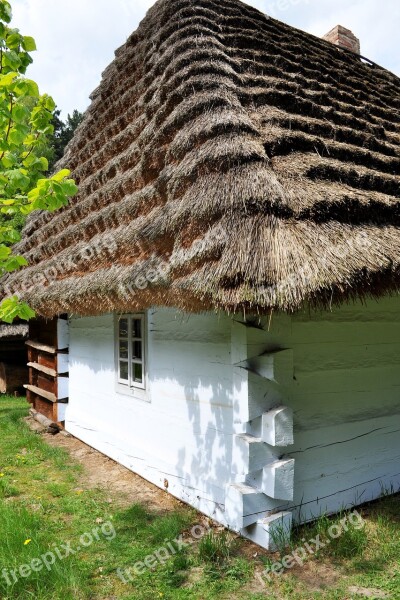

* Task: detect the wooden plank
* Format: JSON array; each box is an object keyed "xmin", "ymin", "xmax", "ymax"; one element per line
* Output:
[
  {"xmin": 28, "ymin": 362, "xmax": 56, "ymax": 378},
  {"xmin": 295, "ymin": 342, "xmax": 400, "ymax": 373},
  {"xmin": 294, "ymin": 367, "xmax": 400, "ymax": 396},
  {"xmin": 32, "ymin": 395, "xmax": 57, "ymax": 421},
  {"xmin": 292, "ymin": 296, "xmax": 400, "ymax": 324},
  {"xmin": 26, "ymin": 340, "xmax": 56, "ymax": 354},
  {"xmin": 291, "ymin": 387, "xmax": 400, "ymax": 431},
  {"xmin": 38, "ymin": 352, "xmax": 56, "ymax": 370},
  {"xmin": 24, "ymin": 384, "xmax": 57, "ymax": 403},
  {"xmin": 233, "ymin": 434, "xmax": 277, "ymax": 476},
  {"xmin": 38, "ymin": 374, "xmax": 56, "ymax": 395},
  {"xmin": 260, "ymin": 459, "xmax": 295, "ymax": 500},
  {"xmin": 243, "ymin": 512, "xmax": 293, "ymax": 551},
  {"xmin": 28, "ymin": 361, "xmax": 36, "ymax": 386},
  {"xmin": 244, "ymin": 349, "xmax": 294, "ymax": 384},
  {"xmin": 261, "ymin": 406, "xmax": 294, "ymax": 446},
  {"xmin": 225, "ymin": 483, "xmax": 277, "ymax": 529},
  {"xmin": 292, "ymin": 321, "xmax": 400, "ymax": 345},
  {"xmin": 150, "ymin": 309, "xmax": 231, "ymax": 344}
]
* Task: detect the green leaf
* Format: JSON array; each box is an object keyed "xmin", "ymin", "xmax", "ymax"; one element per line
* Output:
[
  {"xmin": 4, "ymin": 254, "xmax": 27, "ymax": 271},
  {"xmin": 0, "ymin": 297, "xmax": 35, "ymax": 323},
  {"xmin": 13, "ymin": 102, "xmax": 29, "ymax": 123},
  {"xmin": 42, "ymin": 124, "xmax": 53, "ymax": 136},
  {"xmin": 27, "ymin": 79, "xmax": 40, "ymax": 98},
  {"xmin": 23, "ymin": 134, "xmax": 36, "ymax": 146},
  {"xmin": 0, "ymin": 244, "xmax": 11, "ymax": 259},
  {"xmin": 60, "ymin": 179, "xmax": 78, "ymax": 197},
  {"xmin": 0, "ymin": 70, "xmax": 18, "ymax": 87},
  {"xmin": 51, "ymin": 169, "xmax": 71, "ymax": 182},
  {"xmin": 3, "ymin": 49, "xmax": 21, "ymax": 70},
  {"xmin": 6, "ymin": 32, "xmax": 22, "ymax": 50},
  {"xmin": 17, "ymin": 302, "xmax": 35, "ymax": 321},
  {"xmin": 7, "ymin": 168, "xmax": 30, "ymax": 190},
  {"xmin": 42, "ymin": 94, "xmax": 55, "ymax": 112},
  {"xmin": 0, "ymin": 226, "xmax": 20, "ymax": 243},
  {"xmin": 9, "ymin": 125, "xmax": 26, "ymax": 145},
  {"xmin": 27, "ymin": 186, "xmax": 40, "ymax": 201},
  {"xmin": 19, "ymin": 52, "xmax": 33, "ymax": 73},
  {"xmin": 0, "ymin": 1, "xmax": 12, "ymax": 24},
  {"xmin": 38, "ymin": 156, "xmax": 48, "ymax": 171},
  {"xmin": 1, "ymin": 153, "xmax": 16, "ymax": 168},
  {"xmin": 15, "ymin": 78, "xmax": 39, "ymax": 98},
  {"xmin": 22, "ymin": 35, "xmax": 36, "ymax": 52}
]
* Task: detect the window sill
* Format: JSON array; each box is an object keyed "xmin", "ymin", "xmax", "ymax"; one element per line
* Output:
[{"xmin": 115, "ymin": 383, "xmax": 150, "ymax": 403}]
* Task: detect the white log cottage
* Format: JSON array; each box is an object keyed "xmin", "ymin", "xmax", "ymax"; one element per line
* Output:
[{"xmin": 2, "ymin": 0, "xmax": 400, "ymax": 549}]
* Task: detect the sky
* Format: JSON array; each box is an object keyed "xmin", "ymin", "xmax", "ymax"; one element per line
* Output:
[{"xmin": 12, "ymin": 0, "xmax": 400, "ymax": 118}]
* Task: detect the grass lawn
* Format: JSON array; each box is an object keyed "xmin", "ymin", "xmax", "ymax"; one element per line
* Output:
[{"xmin": 0, "ymin": 395, "xmax": 399, "ymax": 599}]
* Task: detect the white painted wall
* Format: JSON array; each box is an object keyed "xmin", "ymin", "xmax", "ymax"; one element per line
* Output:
[
  {"xmin": 66, "ymin": 309, "xmax": 234, "ymax": 522},
  {"xmin": 65, "ymin": 298, "xmax": 400, "ymax": 541},
  {"xmin": 264, "ymin": 295, "xmax": 400, "ymax": 523}
]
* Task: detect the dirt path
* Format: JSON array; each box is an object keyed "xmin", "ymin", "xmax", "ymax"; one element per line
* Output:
[{"xmin": 27, "ymin": 416, "xmax": 182, "ymax": 513}]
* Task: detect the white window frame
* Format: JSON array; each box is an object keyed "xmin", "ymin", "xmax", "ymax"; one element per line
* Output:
[{"xmin": 115, "ymin": 313, "xmax": 148, "ymax": 399}]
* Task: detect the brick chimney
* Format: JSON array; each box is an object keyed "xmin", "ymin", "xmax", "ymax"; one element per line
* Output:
[{"xmin": 323, "ymin": 25, "xmax": 360, "ymax": 54}]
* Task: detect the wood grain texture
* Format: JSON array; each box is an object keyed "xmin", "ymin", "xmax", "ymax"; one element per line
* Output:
[
  {"xmin": 261, "ymin": 406, "xmax": 294, "ymax": 446},
  {"xmin": 27, "ymin": 362, "xmax": 56, "ymax": 378}
]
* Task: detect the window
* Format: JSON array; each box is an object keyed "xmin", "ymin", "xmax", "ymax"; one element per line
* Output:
[{"xmin": 117, "ymin": 314, "xmax": 146, "ymax": 390}]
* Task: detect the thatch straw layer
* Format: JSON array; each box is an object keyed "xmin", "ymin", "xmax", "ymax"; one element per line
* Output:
[
  {"xmin": 0, "ymin": 324, "xmax": 28, "ymax": 340},
  {"xmin": 1, "ymin": 0, "xmax": 399, "ymax": 316}
]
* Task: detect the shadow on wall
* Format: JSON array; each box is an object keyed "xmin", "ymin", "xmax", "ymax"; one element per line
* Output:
[{"xmin": 67, "ymin": 305, "xmax": 400, "ymax": 527}]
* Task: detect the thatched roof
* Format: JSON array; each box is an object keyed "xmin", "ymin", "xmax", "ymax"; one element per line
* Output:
[
  {"xmin": 1, "ymin": 0, "xmax": 400, "ymax": 316},
  {"xmin": 0, "ymin": 324, "xmax": 28, "ymax": 340}
]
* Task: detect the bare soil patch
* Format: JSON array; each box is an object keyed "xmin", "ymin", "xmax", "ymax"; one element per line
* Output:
[{"xmin": 26, "ymin": 416, "xmax": 182, "ymax": 513}]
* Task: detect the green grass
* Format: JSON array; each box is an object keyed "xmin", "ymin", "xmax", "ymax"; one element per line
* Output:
[{"xmin": 0, "ymin": 395, "xmax": 399, "ymax": 599}]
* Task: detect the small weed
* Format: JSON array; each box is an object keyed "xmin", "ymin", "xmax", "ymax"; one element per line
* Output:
[
  {"xmin": 198, "ymin": 530, "xmax": 234, "ymax": 565},
  {"xmin": 270, "ymin": 521, "xmax": 292, "ymax": 557},
  {"xmin": 0, "ymin": 477, "xmax": 20, "ymax": 498},
  {"xmin": 293, "ymin": 511, "xmax": 368, "ymax": 560},
  {"xmin": 329, "ymin": 522, "xmax": 368, "ymax": 559},
  {"xmin": 224, "ymin": 557, "xmax": 253, "ymax": 581},
  {"xmin": 164, "ymin": 550, "xmax": 190, "ymax": 587}
]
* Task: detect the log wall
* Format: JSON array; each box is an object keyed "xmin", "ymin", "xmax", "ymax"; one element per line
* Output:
[
  {"xmin": 63, "ymin": 299, "xmax": 400, "ymax": 549},
  {"xmin": 25, "ymin": 317, "xmax": 69, "ymax": 423}
]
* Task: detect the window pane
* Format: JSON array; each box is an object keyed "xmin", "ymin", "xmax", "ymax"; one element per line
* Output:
[
  {"xmin": 133, "ymin": 318, "xmax": 142, "ymax": 339},
  {"xmin": 119, "ymin": 361, "xmax": 129, "ymax": 381},
  {"xmin": 119, "ymin": 340, "xmax": 128, "ymax": 359},
  {"xmin": 132, "ymin": 340, "xmax": 142, "ymax": 360},
  {"xmin": 133, "ymin": 362, "xmax": 143, "ymax": 383},
  {"xmin": 119, "ymin": 318, "xmax": 128, "ymax": 337}
]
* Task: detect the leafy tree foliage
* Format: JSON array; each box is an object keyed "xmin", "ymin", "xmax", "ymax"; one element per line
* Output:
[
  {"xmin": 48, "ymin": 108, "xmax": 84, "ymax": 170},
  {"xmin": 0, "ymin": 109, "xmax": 84, "ymax": 238},
  {"xmin": 0, "ymin": 0, "xmax": 77, "ymax": 322}
]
